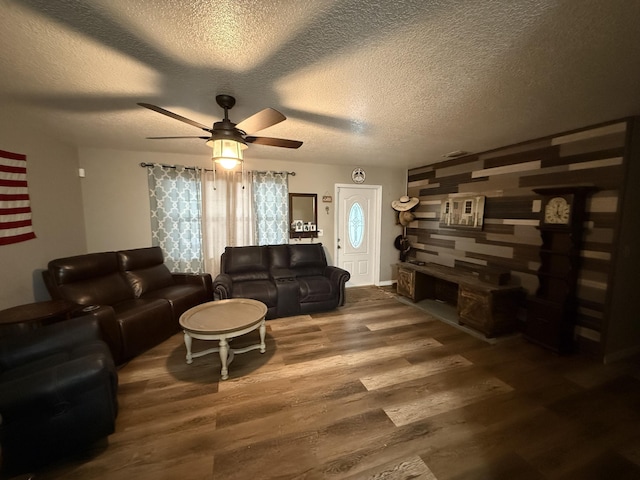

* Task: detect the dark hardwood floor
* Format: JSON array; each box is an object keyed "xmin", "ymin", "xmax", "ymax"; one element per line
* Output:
[{"xmin": 34, "ymin": 287, "xmax": 640, "ymax": 479}]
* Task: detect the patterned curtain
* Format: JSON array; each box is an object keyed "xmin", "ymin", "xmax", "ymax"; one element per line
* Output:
[
  {"xmin": 251, "ymin": 171, "xmax": 289, "ymax": 245},
  {"xmin": 147, "ymin": 164, "xmax": 203, "ymax": 272},
  {"xmin": 201, "ymin": 169, "xmax": 255, "ymax": 276}
]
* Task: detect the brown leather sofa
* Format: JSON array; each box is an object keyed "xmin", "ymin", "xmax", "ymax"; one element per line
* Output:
[
  {"xmin": 43, "ymin": 246, "xmax": 213, "ymax": 364},
  {"xmin": 213, "ymin": 243, "xmax": 350, "ymax": 319}
]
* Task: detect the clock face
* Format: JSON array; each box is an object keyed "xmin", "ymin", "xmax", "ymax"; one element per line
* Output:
[{"xmin": 544, "ymin": 196, "xmax": 571, "ymax": 224}]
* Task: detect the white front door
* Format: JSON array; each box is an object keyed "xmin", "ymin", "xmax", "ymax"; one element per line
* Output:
[{"xmin": 335, "ymin": 184, "xmax": 381, "ymax": 286}]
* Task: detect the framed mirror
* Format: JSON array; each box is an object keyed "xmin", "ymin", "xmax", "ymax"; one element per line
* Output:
[{"xmin": 289, "ymin": 193, "xmax": 318, "ymax": 238}]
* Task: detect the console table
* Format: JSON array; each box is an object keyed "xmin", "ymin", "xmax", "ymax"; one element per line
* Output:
[{"xmin": 396, "ymin": 262, "xmax": 523, "ymax": 337}]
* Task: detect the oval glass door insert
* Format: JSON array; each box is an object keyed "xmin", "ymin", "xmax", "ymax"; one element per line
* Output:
[{"xmin": 348, "ymin": 202, "xmax": 364, "ymax": 248}]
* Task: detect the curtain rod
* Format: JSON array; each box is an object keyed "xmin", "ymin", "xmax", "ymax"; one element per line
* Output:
[
  {"xmin": 253, "ymin": 170, "xmax": 296, "ymax": 176},
  {"xmin": 139, "ymin": 162, "xmax": 295, "ymax": 175},
  {"xmin": 139, "ymin": 162, "xmax": 211, "ymax": 172}
]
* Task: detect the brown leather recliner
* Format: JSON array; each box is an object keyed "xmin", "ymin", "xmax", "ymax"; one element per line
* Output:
[
  {"xmin": 43, "ymin": 246, "xmax": 213, "ymax": 364},
  {"xmin": 0, "ymin": 315, "xmax": 118, "ymax": 474}
]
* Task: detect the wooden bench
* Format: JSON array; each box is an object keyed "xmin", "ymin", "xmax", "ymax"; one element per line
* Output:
[{"xmin": 396, "ymin": 262, "xmax": 523, "ymax": 337}]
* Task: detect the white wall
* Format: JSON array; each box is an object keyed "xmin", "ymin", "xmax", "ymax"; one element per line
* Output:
[
  {"xmin": 78, "ymin": 148, "xmax": 406, "ymax": 284},
  {"xmin": 78, "ymin": 148, "xmax": 208, "ymax": 252},
  {"xmin": 0, "ymin": 113, "xmax": 87, "ymax": 309}
]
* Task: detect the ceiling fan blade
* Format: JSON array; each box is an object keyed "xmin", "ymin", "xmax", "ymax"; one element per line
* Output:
[
  {"xmin": 236, "ymin": 108, "xmax": 286, "ymax": 134},
  {"xmin": 146, "ymin": 136, "xmax": 210, "ymax": 140},
  {"xmin": 138, "ymin": 103, "xmax": 210, "ymax": 131},
  {"xmin": 245, "ymin": 136, "xmax": 303, "ymax": 149}
]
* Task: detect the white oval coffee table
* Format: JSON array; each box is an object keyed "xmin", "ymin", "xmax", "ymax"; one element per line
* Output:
[{"xmin": 179, "ymin": 299, "xmax": 267, "ymax": 380}]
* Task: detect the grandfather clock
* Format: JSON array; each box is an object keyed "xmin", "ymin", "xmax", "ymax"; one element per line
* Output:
[{"xmin": 525, "ymin": 187, "xmax": 595, "ymax": 353}]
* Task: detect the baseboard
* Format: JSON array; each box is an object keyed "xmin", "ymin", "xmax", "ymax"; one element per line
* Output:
[{"xmin": 346, "ymin": 281, "xmax": 394, "ymax": 288}]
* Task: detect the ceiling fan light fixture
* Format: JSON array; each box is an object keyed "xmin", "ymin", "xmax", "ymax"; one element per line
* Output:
[
  {"xmin": 138, "ymin": 95, "xmax": 302, "ymax": 163},
  {"xmin": 215, "ymin": 157, "xmax": 241, "ymax": 170},
  {"xmin": 209, "ymin": 138, "xmax": 246, "ymax": 170}
]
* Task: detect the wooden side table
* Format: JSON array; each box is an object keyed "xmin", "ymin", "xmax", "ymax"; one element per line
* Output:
[{"xmin": 0, "ymin": 300, "xmax": 76, "ymax": 337}]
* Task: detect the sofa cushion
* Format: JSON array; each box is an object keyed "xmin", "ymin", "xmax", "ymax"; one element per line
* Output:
[
  {"xmin": 145, "ymin": 284, "xmax": 210, "ymax": 319},
  {"xmin": 124, "ymin": 264, "xmax": 175, "ymax": 297},
  {"xmin": 289, "ymin": 244, "xmax": 327, "ymax": 276},
  {"xmin": 48, "ymin": 252, "xmax": 118, "ymax": 284},
  {"xmin": 57, "ymin": 273, "xmax": 133, "ymax": 306},
  {"xmin": 268, "ymin": 244, "xmax": 290, "ymax": 270},
  {"xmin": 113, "ymin": 298, "xmax": 175, "ymax": 361},
  {"xmin": 223, "ymin": 246, "xmax": 270, "ymax": 282},
  {"xmin": 289, "ymin": 244, "xmax": 326, "ymax": 267},
  {"xmin": 231, "ymin": 280, "xmax": 278, "ymax": 308},
  {"xmin": 48, "ymin": 252, "xmax": 134, "ymax": 305},
  {"xmin": 117, "ymin": 247, "xmax": 175, "ymax": 297},
  {"xmin": 117, "ymin": 246, "xmax": 164, "ymax": 271},
  {"xmin": 297, "ymin": 276, "xmax": 334, "ymax": 303}
]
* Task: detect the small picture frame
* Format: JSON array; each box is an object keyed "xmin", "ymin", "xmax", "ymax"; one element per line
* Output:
[
  {"xmin": 309, "ymin": 224, "xmax": 316, "ymax": 231},
  {"xmin": 294, "ymin": 220, "xmax": 304, "ymax": 232},
  {"xmin": 303, "ymin": 224, "xmax": 310, "ymax": 232}
]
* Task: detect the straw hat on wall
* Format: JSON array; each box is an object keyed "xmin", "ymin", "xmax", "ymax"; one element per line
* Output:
[{"xmin": 391, "ymin": 195, "xmax": 419, "ymax": 212}]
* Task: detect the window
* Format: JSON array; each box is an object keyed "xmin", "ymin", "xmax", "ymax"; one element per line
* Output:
[
  {"xmin": 251, "ymin": 171, "xmax": 290, "ymax": 245},
  {"xmin": 147, "ymin": 164, "xmax": 203, "ymax": 273},
  {"xmin": 201, "ymin": 169, "xmax": 254, "ymax": 275},
  {"xmin": 348, "ymin": 202, "xmax": 364, "ymax": 248},
  {"xmin": 147, "ymin": 164, "xmax": 290, "ymax": 275},
  {"xmin": 464, "ymin": 200, "xmax": 473, "ymax": 214}
]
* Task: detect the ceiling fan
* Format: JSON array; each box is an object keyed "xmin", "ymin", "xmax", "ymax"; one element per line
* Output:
[{"xmin": 138, "ymin": 94, "xmax": 302, "ymax": 167}]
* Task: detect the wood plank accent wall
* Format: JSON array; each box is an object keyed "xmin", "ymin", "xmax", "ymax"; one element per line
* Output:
[{"xmin": 406, "ymin": 120, "xmax": 630, "ymax": 348}]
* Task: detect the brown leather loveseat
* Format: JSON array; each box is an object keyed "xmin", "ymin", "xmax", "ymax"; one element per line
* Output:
[
  {"xmin": 213, "ymin": 243, "xmax": 350, "ymax": 319},
  {"xmin": 43, "ymin": 246, "xmax": 213, "ymax": 364}
]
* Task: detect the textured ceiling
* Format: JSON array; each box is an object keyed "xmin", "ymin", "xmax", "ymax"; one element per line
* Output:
[{"xmin": 2, "ymin": 0, "xmax": 640, "ymax": 168}]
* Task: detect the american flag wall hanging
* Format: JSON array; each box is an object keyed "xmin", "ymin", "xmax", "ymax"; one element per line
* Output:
[{"xmin": 0, "ymin": 149, "xmax": 36, "ymax": 245}]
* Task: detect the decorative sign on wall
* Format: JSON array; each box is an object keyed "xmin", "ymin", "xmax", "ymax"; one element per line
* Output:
[
  {"xmin": 351, "ymin": 167, "xmax": 366, "ymax": 184},
  {"xmin": 439, "ymin": 194, "xmax": 485, "ymax": 230},
  {"xmin": 0, "ymin": 149, "xmax": 36, "ymax": 245}
]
